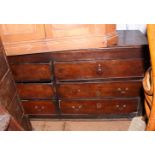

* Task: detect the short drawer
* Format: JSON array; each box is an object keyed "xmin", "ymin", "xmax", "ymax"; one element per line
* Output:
[
  {"xmin": 17, "ymin": 83, "xmax": 54, "ymax": 99},
  {"xmin": 54, "ymin": 59, "xmax": 144, "ymax": 81},
  {"xmin": 57, "ymin": 80, "xmax": 142, "ymax": 99},
  {"xmin": 22, "ymin": 100, "xmax": 57, "ymax": 115},
  {"xmin": 60, "ymin": 98, "xmax": 139, "ymax": 115},
  {"xmin": 10, "ymin": 63, "xmax": 52, "ymax": 82},
  {"xmin": 6, "ymin": 95, "xmax": 24, "ymax": 123}
]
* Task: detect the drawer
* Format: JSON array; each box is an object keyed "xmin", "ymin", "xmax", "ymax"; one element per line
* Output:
[
  {"xmin": 60, "ymin": 98, "xmax": 139, "ymax": 115},
  {"xmin": 0, "ymin": 49, "xmax": 8, "ymax": 80},
  {"xmin": 17, "ymin": 83, "xmax": 54, "ymax": 99},
  {"xmin": 22, "ymin": 100, "xmax": 57, "ymax": 115},
  {"xmin": 10, "ymin": 63, "xmax": 52, "ymax": 82},
  {"xmin": 54, "ymin": 59, "xmax": 144, "ymax": 80},
  {"xmin": 6, "ymin": 95, "xmax": 24, "ymax": 123},
  {"xmin": 57, "ymin": 80, "xmax": 142, "ymax": 99}
]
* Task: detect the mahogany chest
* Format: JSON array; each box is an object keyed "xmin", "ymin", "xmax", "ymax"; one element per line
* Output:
[{"xmin": 8, "ymin": 30, "xmax": 149, "ymax": 119}]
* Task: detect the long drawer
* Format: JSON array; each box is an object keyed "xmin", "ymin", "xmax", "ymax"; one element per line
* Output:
[
  {"xmin": 54, "ymin": 59, "xmax": 144, "ymax": 81},
  {"xmin": 57, "ymin": 80, "xmax": 142, "ymax": 99},
  {"xmin": 60, "ymin": 98, "xmax": 139, "ymax": 115},
  {"xmin": 22, "ymin": 100, "xmax": 57, "ymax": 115},
  {"xmin": 10, "ymin": 63, "xmax": 52, "ymax": 82},
  {"xmin": 17, "ymin": 83, "xmax": 54, "ymax": 99}
]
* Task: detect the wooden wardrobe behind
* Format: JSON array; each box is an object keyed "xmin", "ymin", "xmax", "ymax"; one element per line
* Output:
[{"xmin": 0, "ymin": 24, "xmax": 117, "ymax": 56}]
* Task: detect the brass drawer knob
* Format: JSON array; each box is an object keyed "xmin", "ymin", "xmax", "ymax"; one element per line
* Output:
[
  {"xmin": 116, "ymin": 104, "xmax": 127, "ymax": 111},
  {"xmin": 117, "ymin": 88, "xmax": 121, "ymax": 91},
  {"xmin": 71, "ymin": 105, "xmax": 82, "ymax": 111},
  {"xmin": 72, "ymin": 89, "xmax": 81, "ymax": 94},
  {"xmin": 34, "ymin": 105, "xmax": 38, "ymax": 109},
  {"xmin": 117, "ymin": 87, "xmax": 129, "ymax": 94},
  {"xmin": 116, "ymin": 105, "xmax": 120, "ymax": 108},
  {"xmin": 34, "ymin": 105, "xmax": 45, "ymax": 111},
  {"xmin": 121, "ymin": 91, "xmax": 126, "ymax": 94},
  {"xmin": 96, "ymin": 90, "xmax": 101, "ymax": 97},
  {"xmin": 96, "ymin": 103, "xmax": 102, "ymax": 109},
  {"xmin": 123, "ymin": 104, "xmax": 126, "ymax": 108},
  {"xmin": 96, "ymin": 64, "xmax": 103, "ymax": 75},
  {"xmin": 41, "ymin": 106, "xmax": 45, "ymax": 109}
]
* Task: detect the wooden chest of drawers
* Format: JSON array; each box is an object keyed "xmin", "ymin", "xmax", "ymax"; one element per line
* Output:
[{"xmin": 8, "ymin": 30, "xmax": 149, "ymax": 119}]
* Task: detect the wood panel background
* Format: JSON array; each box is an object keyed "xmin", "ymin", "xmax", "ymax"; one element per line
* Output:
[{"xmin": 0, "ymin": 24, "xmax": 117, "ymax": 56}]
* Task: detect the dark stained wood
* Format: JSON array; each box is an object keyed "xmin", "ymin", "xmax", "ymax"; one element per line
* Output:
[
  {"xmin": 7, "ymin": 47, "xmax": 147, "ymax": 63},
  {"xmin": 10, "ymin": 63, "xmax": 52, "ymax": 82},
  {"xmin": 57, "ymin": 80, "xmax": 143, "ymax": 99},
  {"xmin": 0, "ymin": 38, "xmax": 31, "ymax": 130},
  {"xmin": 5, "ymin": 31, "xmax": 149, "ymax": 119},
  {"xmin": 0, "ymin": 47, "xmax": 8, "ymax": 80},
  {"xmin": 50, "ymin": 47, "xmax": 148, "ymax": 62},
  {"xmin": 20, "ymin": 115, "xmax": 32, "ymax": 131},
  {"xmin": 54, "ymin": 59, "xmax": 145, "ymax": 81},
  {"xmin": 60, "ymin": 98, "xmax": 139, "ymax": 115},
  {"xmin": 17, "ymin": 83, "xmax": 54, "ymax": 99},
  {"xmin": 7, "ymin": 117, "xmax": 24, "ymax": 131},
  {"xmin": 0, "ymin": 72, "xmax": 17, "ymax": 107},
  {"xmin": 7, "ymin": 30, "xmax": 148, "ymax": 63},
  {"xmin": 22, "ymin": 100, "xmax": 57, "ymax": 115},
  {"xmin": 6, "ymin": 95, "xmax": 24, "ymax": 124}
]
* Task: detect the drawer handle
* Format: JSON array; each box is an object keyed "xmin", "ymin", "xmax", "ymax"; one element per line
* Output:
[
  {"xmin": 96, "ymin": 103, "xmax": 102, "ymax": 109},
  {"xmin": 41, "ymin": 106, "xmax": 45, "ymax": 109},
  {"xmin": 72, "ymin": 89, "xmax": 81, "ymax": 94},
  {"xmin": 117, "ymin": 87, "xmax": 129, "ymax": 94},
  {"xmin": 96, "ymin": 64, "xmax": 103, "ymax": 75},
  {"xmin": 34, "ymin": 105, "xmax": 45, "ymax": 112},
  {"xmin": 72, "ymin": 105, "xmax": 82, "ymax": 111},
  {"xmin": 116, "ymin": 104, "xmax": 127, "ymax": 111},
  {"xmin": 34, "ymin": 105, "xmax": 38, "ymax": 109}
]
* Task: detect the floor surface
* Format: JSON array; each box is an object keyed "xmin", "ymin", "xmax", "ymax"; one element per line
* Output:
[{"xmin": 31, "ymin": 119, "xmax": 132, "ymax": 131}]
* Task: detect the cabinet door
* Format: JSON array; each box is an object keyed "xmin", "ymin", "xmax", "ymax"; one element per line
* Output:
[
  {"xmin": 45, "ymin": 24, "xmax": 93, "ymax": 38},
  {"xmin": 45, "ymin": 24, "xmax": 114, "ymax": 39},
  {"xmin": 0, "ymin": 24, "xmax": 45, "ymax": 42}
]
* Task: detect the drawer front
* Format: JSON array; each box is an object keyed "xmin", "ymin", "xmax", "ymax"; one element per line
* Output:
[
  {"xmin": 54, "ymin": 59, "xmax": 144, "ymax": 80},
  {"xmin": 17, "ymin": 83, "xmax": 54, "ymax": 99},
  {"xmin": 0, "ymin": 48, "xmax": 8, "ymax": 80},
  {"xmin": 7, "ymin": 95, "xmax": 23, "ymax": 123},
  {"xmin": 57, "ymin": 80, "xmax": 142, "ymax": 99},
  {"xmin": 22, "ymin": 100, "xmax": 57, "ymax": 115},
  {"xmin": 10, "ymin": 63, "xmax": 52, "ymax": 82},
  {"xmin": 60, "ymin": 98, "xmax": 139, "ymax": 115}
]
